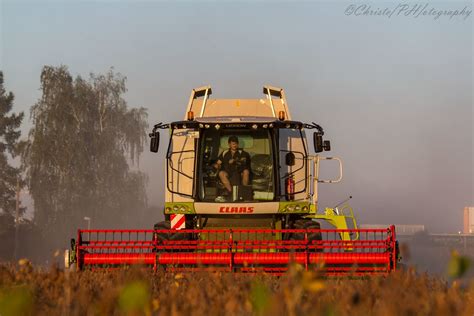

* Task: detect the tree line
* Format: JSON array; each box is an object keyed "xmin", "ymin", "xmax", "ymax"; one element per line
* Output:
[{"xmin": 0, "ymin": 66, "xmax": 150, "ymax": 259}]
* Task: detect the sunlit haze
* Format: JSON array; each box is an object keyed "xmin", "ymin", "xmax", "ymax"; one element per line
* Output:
[{"xmin": 1, "ymin": 1, "xmax": 472, "ymax": 233}]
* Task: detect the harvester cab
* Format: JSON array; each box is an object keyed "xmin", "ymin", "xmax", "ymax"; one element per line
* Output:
[
  {"xmin": 67, "ymin": 86, "xmax": 398, "ymax": 275},
  {"xmin": 149, "ymin": 85, "xmax": 352, "ymax": 235}
]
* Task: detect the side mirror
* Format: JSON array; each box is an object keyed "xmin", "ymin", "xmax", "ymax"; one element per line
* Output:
[
  {"xmin": 313, "ymin": 133, "xmax": 323, "ymax": 153},
  {"xmin": 150, "ymin": 132, "xmax": 160, "ymax": 153},
  {"xmin": 323, "ymin": 140, "xmax": 331, "ymax": 151},
  {"xmin": 285, "ymin": 152, "xmax": 295, "ymax": 166}
]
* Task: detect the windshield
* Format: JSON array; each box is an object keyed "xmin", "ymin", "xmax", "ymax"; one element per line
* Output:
[{"xmin": 198, "ymin": 129, "xmax": 274, "ymax": 202}]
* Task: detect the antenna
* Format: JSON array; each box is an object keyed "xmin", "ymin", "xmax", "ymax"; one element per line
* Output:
[{"xmin": 333, "ymin": 196, "xmax": 352, "ymax": 209}]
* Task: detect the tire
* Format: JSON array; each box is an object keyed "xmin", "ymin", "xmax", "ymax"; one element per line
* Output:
[
  {"xmin": 302, "ymin": 220, "xmax": 322, "ymax": 243},
  {"xmin": 288, "ymin": 219, "xmax": 322, "ymax": 251},
  {"xmin": 153, "ymin": 220, "xmax": 190, "ymax": 242},
  {"xmin": 153, "ymin": 220, "xmax": 195, "ymax": 254}
]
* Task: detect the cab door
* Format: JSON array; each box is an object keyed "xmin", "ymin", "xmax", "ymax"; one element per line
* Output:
[
  {"xmin": 166, "ymin": 128, "xmax": 198, "ymax": 201},
  {"xmin": 278, "ymin": 128, "xmax": 308, "ymax": 201}
]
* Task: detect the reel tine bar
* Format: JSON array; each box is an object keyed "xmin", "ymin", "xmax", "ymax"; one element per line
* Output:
[{"xmin": 76, "ymin": 226, "xmax": 397, "ymax": 275}]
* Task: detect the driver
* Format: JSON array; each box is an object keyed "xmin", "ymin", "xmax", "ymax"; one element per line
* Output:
[{"xmin": 214, "ymin": 135, "xmax": 251, "ymax": 195}]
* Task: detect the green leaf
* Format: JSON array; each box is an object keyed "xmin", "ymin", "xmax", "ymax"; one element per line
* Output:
[
  {"xmin": 118, "ymin": 281, "xmax": 150, "ymax": 313},
  {"xmin": 447, "ymin": 250, "xmax": 471, "ymax": 279},
  {"xmin": 0, "ymin": 286, "xmax": 33, "ymax": 316},
  {"xmin": 250, "ymin": 280, "xmax": 270, "ymax": 316}
]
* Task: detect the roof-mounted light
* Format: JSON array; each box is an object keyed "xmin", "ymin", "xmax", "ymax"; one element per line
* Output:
[
  {"xmin": 278, "ymin": 111, "xmax": 286, "ymax": 121},
  {"xmin": 187, "ymin": 111, "xmax": 194, "ymax": 121}
]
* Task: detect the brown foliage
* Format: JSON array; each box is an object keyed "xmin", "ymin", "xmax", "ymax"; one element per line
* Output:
[{"xmin": 1, "ymin": 264, "xmax": 474, "ymax": 316}]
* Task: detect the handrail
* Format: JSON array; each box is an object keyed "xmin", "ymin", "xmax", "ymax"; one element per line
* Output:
[
  {"xmin": 199, "ymin": 87, "xmax": 211, "ymax": 117},
  {"xmin": 185, "ymin": 86, "xmax": 212, "ymax": 119},
  {"xmin": 264, "ymin": 86, "xmax": 277, "ymax": 118},
  {"xmin": 317, "ymin": 156, "xmax": 343, "ymax": 183}
]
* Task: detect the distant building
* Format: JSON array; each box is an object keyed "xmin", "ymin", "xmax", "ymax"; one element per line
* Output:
[
  {"xmin": 360, "ymin": 224, "xmax": 425, "ymax": 236},
  {"xmin": 463, "ymin": 206, "xmax": 474, "ymax": 234}
]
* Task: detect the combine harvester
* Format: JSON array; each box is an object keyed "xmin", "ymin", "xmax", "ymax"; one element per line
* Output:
[{"xmin": 66, "ymin": 86, "xmax": 398, "ymax": 275}]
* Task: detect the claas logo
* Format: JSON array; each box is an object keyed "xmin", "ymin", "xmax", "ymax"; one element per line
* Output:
[{"xmin": 219, "ymin": 206, "xmax": 254, "ymax": 213}]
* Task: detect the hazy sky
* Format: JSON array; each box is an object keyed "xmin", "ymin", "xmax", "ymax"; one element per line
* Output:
[{"xmin": 1, "ymin": 1, "xmax": 472, "ymax": 233}]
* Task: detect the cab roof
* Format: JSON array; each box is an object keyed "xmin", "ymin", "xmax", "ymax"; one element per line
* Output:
[
  {"xmin": 195, "ymin": 116, "xmax": 277, "ymax": 124},
  {"xmin": 169, "ymin": 118, "xmax": 304, "ymax": 130}
]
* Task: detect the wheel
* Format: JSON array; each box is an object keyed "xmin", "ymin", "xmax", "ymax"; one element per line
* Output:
[
  {"xmin": 303, "ymin": 220, "xmax": 322, "ymax": 243},
  {"xmin": 153, "ymin": 220, "xmax": 190, "ymax": 242},
  {"xmin": 287, "ymin": 219, "xmax": 322, "ymax": 251},
  {"xmin": 153, "ymin": 220, "xmax": 194, "ymax": 254}
]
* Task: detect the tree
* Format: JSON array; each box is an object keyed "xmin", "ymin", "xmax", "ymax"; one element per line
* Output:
[
  {"xmin": 0, "ymin": 71, "xmax": 25, "ymax": 260},
  {"xmin": 23, "ymin": 66, "xmax": 148, "ymax": 245},
  {"xmin": 0, "ymin": 71, "xmax": 24, "ymax": 220}
]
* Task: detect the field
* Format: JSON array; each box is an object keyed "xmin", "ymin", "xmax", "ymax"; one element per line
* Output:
[{"xmin": 1, "ymin": 262, "xmax": 473, "ymax": 316}]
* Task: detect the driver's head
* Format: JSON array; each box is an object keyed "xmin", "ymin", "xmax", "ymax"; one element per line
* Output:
[{"xmin": 228, "ymin": 136, "xmax": 239, "ymax": 150}]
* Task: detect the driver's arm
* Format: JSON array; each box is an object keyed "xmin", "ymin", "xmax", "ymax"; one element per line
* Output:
[{"xmin": 213, "ymin": 152, "xmax": 224, "ymax": 170}]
